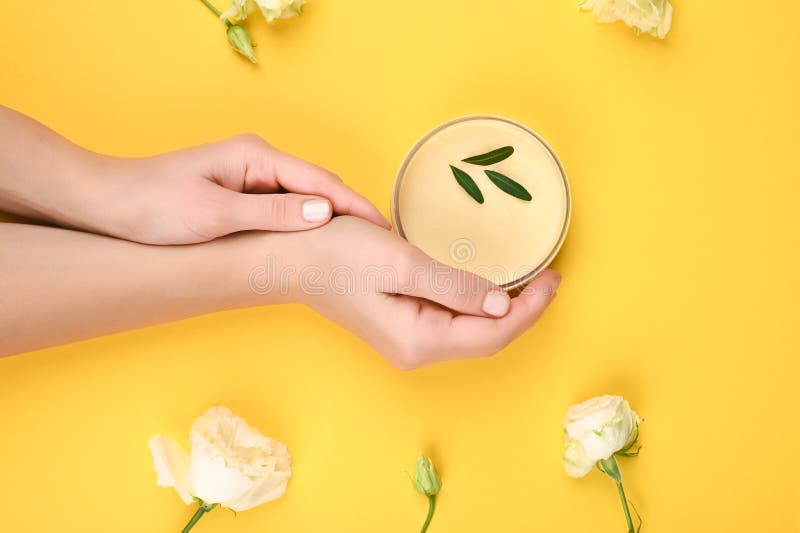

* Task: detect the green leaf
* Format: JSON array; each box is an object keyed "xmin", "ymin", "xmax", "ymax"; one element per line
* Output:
[
  {"xmin": 484, "ymin": 170, "xmax": 532, "ymax": 201},
  {"xmin": 450, "ymin": 165, "xmax": 484, "ymax": 204},
  {"xmin": 461, "ymin": 146, "xmax": 514, "ymax": 165},
  {"xmin": 629, "ymin": 498, "xmax": 643, "ymax": 533},
  {"xmin": 616, "ymin": 447, "xmax": 641, "ymax": 458}
]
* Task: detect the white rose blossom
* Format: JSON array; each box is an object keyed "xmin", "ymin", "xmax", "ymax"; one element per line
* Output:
[
  {"xmin": 149, "ymin": 406, "xmax": 291, "ymax": 532},
  {"xmin": 579, "ymin": 0, "xmax": 672, "ymax": 39},
  {"xmin": 562, "ymin": 394, "xmax": 640, "ymax": 477},
  {"xmin": 562, "ymin": 395, "xmax": 642, "ymax": 532},
  {"xmin": 221, "ymin": 0, "xmax": 306, "ymax": 24}
]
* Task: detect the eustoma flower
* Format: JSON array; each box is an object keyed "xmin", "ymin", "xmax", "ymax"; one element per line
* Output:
[
  {"xmin": 195, "ymin": 0, "xmax": 305, "ymax": 63},
  {"xmin": 149, "ymin": 406, "xmax": 291, "ymax": 532},
  {"xmin": 563, "ymin": 395, "xmax": 642, "ymax": 532},
  {"xmin": 411, "ymin": 455, "xmax": 442, "ymax": 533},
  {"xmin": 579, "ymin": 0, "xmax": 672, "ymax": 39},
  {"xmin": 221, "ymin": 0, "xmax": 306, "ymax": 24}
]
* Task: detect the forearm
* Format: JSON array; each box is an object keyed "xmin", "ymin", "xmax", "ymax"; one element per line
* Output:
[
  {"xmin": 0, "ymin": 223, "xmax": 296, "ymax": 357},
  {"xmin": 0, "ymin": 106, "xmax": 107, "ymax": 228}
]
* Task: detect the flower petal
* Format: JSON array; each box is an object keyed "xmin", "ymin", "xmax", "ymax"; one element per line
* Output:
[
  {"xmin": 223, "ymin": 439, "xmax": 292, "ymax": 511},
  {"xmin": 563, "ymin": 435, "xmax": 595, "ymax": 478},
  {"xmin": 187, "ymin": 443, "xmax": 254, "ymax": 505},
  {"xmin": 563, "ymin": 395, "xmax": 621, "ymax": 439},
  {"xmin": 220, "ymin": 0, "xmax": 255, "ymax": 22},
  {"xmin": 579, "ymin": 0, "xmax": 672, "ymax": 38},
  {"xmin": 148, "ymin": 435, "xmax": 193, "ymax": 505},
  {"xmin": 225, "ymin": 470, "xmax": 290, "ymax": 511},
  {"xmin": 254, "ymin": 0, "xmax": 305, "ymax": 23}
]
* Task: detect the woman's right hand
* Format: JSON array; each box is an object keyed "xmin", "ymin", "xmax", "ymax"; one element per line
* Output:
[
  {"xmin": 270, "ymin": 216, "xmax": 562, "ymax": 369},
  {"xmin": 0, "ymin": 215, "xmax": 559, "ymax": 361}
]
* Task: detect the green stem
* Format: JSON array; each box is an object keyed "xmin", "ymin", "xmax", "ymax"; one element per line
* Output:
[
  {"xmin": 182, "ymin": 503, "xmax": 217, "ymax": 533},
  {"xmin": 615, "ymin": 482, "xmax": 635, "ymax": 533},
  {"xmin": 197, "ymin": 0, "xmax": 232, "ymax": 26},
  {"xmin": 420, "ymin": 495, "xmax": 436, "ymax": 533}
]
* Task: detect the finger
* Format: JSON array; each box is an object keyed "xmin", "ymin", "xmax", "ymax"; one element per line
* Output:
[
  {"xmin": 198, "ymin": 135, "xmax": 391, "ymax": 229},
  {"xmin": 446, "ymin": 269, "xmax": 561, "ymax": 358},
  {"xmin": 499, "ymin": 269, "xmax": 562, "ymax": 338},
  {"xmin": 223, "ymin": 191, "xmax": 333, "ymax": 232},
  {"xmin": 392, "ymin": 253, "xmax": 512, "ymax": 318},
  {"xmin": 267, "ymin": 149, "xmax": 391, "ymax": 229}
]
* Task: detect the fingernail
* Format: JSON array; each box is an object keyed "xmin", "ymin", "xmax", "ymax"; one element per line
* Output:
[
  {"xmin": 550, "ymin": 273, "xmax": 562, "ymax": 298},
  {"xmin": 302, "ymin": 199, "xmax": 331, "ymax": 222},
  {"xmin": 482, "ymin": 290, "xmax": 511, "ymax": 317}
]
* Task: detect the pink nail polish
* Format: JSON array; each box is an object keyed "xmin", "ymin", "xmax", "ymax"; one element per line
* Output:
[
  {"xmin": 302, "ymin": 200, "xmax": 331, "ymax": 222},
  {"xmin": 482, "ymin": 290, "xmax": 511, "ymax": 317}
]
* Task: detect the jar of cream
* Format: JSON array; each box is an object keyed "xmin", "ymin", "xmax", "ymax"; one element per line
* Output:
[{"xmin": 391, "ymin": 115, "xmax": 571, "ymax": 290}]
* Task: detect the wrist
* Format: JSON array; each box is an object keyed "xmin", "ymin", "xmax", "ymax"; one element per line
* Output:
[
  {"xmin": 216, "ymin": 230, "xmax": 309, "ymax": 309},
  {"xmin": 72, "ymin": 154, "xmax": 142, "ymax": 238},
  {"xmin": 27, "ymin": 149, "xmax": 130, "ymax": 237}
]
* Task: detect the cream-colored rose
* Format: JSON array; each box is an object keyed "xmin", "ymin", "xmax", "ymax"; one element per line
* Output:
[
  {"xmin": 579, "ymin": 0, "xmax": 672, "ymax": 39},
  {"xmin": 149, "ymin": 406, "xmax": 291, "ymax": 512},
  {"xmin": 562, "ymin": 395, "xmax": 640, "ymax": 478},
  {"xmin": 221, "ymin": 0, "xmax": 306, "ymax": 24}
]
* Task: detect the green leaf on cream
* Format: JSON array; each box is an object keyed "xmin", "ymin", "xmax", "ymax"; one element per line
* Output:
[
  {"xmin": 449, "ymin": 165, "xmax": 484, "ymax": 204},
  {"xmin": 485, "ymin": 170, "xmax": 532, "ymax": 201},
  {"xmin": 461, "ymin": 146, "xmax": 514, "ymax": 166}
]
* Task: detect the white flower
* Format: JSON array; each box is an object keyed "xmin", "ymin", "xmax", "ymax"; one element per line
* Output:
[
  {"xmin": 579, "ymin": 0, "xmax": 672, "ymax": 39},
  {"xmin": 221, "ymin": 0, "xmax": 306, "ymax": 24},
  {"xmin": 220, "ymin": 0, "xmax": 254, "ymax": 23},
  {"xmin": 562, "ymin": 395, "xmax": 640, "ymax": 478},
  {"xmin": 148, "ymin": 406, "xmax": 291, "ymax": 512}
]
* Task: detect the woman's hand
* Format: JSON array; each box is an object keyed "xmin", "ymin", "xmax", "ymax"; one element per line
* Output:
[
  {"xmin": 0, "ymin": 106, "xmax": 559, "ymax": 365},
  {"xmin": 0, "ymin": 106, "xmax": 389, "ymax": 244},
  {"xmin": 0, "ymin": 217, "xmax": 560, "ymax": 363},
  {"xmin": 84, "ymin": 134, "xmax": 390, "ymax": 244},
  {"xmin": 272, "ymin": 216, "xmax": 562, "ymax": 369}
]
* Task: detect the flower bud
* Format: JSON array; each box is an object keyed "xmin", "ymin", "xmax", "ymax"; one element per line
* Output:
[
  {"xmin": 226, "ymin": 24, "xmax": 257, "ymax": 63},
  {"xmin": 412, "ymin": 454, "xmax": 441, "ymax": 496}
]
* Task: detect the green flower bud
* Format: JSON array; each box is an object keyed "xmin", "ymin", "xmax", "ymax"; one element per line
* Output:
[
  {"xmin": 226, "ymin": 24, "xmax": 257, "ymax": 63},
  {"xmin": 412, "ymin": 454, "xmax": 441, "ymax": 497}
]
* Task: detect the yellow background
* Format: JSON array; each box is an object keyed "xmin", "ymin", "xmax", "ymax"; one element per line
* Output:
[{"xmin": 0, "ymin": 1, "xmax": 798, "ymax": 532}]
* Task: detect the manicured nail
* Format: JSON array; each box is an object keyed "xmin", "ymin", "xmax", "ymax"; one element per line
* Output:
[
  {"xmin": 302, "ymin": 199, "xmax": 331, "ymax": 222},
  {"xmin": 550, "ymin": 273, "xmax": 562, "ymax": 298},
  {"xmin": 482, "ymin": 290, "xmax": 511, "ymax": 317}
]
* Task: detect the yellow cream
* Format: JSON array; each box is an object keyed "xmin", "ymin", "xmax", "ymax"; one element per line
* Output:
[{"xmin": 394, "ymin": 116, "xmax": 570, "ymax": 287}]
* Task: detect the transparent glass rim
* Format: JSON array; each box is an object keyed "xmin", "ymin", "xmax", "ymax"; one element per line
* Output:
[{"xmin": 391, "ymin": 114, "xmax": 572, "ymax": 291}]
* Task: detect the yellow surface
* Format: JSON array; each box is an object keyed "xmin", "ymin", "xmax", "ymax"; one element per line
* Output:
[{"xmin": 0, "ymin": 1, "xmax": 798, "ymax": 532}]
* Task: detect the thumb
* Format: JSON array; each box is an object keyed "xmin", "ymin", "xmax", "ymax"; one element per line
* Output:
[
  {"xmin": 226, "ymin": 191, "xmax": 332, "ymax": 232},
  {"xmin": 393, "ymin": 251, "xmax": 512, "ymax": 318}
]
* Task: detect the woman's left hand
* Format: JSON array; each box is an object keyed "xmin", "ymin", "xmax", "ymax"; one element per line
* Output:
[
  {"xmin": 81, "ymin": 133, "xmax": 391, "ymax": 244},
  {"xmin": 0, "ymin": 106, "xmax": 389, "ymax": 244}
]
